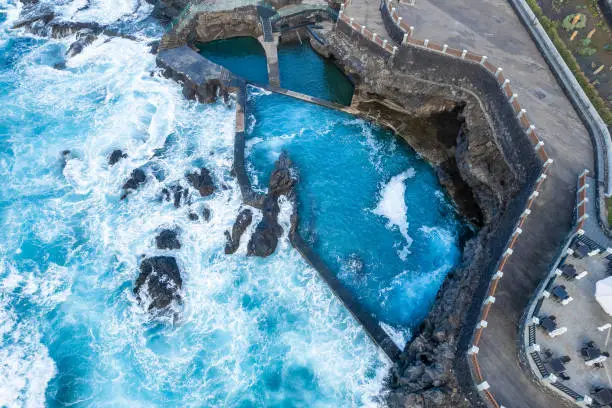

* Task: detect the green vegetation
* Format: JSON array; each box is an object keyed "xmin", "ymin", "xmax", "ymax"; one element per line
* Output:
[
  {"xmin": 578, "ymin": 38, "xmax": 597, "ymax": 56},
  {"xmin": 526, "ymin": 0, "xmax": 612, "ymax": 125},
  {"xmin": 562, "ymin": 13, "xmax": 587, "ymax": 30},
  {"xmin": 607, "ymin": 197, "xmax": 612, "ymax": 225}
]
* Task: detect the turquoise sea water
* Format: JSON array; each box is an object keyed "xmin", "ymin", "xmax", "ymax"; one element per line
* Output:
[{"xmin": 0, "ymin": 2, "xmax": 466, "ymax": 407}]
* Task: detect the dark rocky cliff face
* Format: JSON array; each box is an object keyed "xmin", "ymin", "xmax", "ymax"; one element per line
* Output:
[
  {"xmin": 317, "ymin": 27, "xmax": 541, "ymax": 408},
  {"xmin": 322, "ymin": 30, "xmax": 522, "ymax": 227}
]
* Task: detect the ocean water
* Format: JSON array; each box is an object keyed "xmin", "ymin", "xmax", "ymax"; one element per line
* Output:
[
  {"xmin": 0, "ymin": 3, "xmax": 389, "ymax": 407},
  {"xmin": 245, "ymin": 88, "xmax": 467, "ymax": 343}
]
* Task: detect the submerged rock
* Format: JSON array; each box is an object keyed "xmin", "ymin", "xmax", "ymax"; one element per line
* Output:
[
  {"xmin": 155, "ymin": 229, "xmax": 181, "ymax": 250},
  {"xmin": 225, "ymin": 208, "xmax": 253, "ymax": 254},
  {"xmin": 108, "ymin": 149, "xmax": 127, "ymax": 166},
  {"xmin": 186, "ymin": 167, "xmax": 215, "ymax": 197},
  {"xmin": 188, "ymin": 212, "xmax": 199, "ymax": 221},
  {"xmin": 247, "ymin": 153, "xmax": 297, "ymax": 257},
  {"xmin": 134, "ymin": 256, "xmax": 182, "ymax": 311},
  {"xmin": 202, "ymin": 206, "xmax": 211, "ymax": 221},
  {"xmin": 161, "ymin": 184, "xmax": 189, "ymax": 208},
  {"xmin": 66, "ymin": 29, "xmax": 97, "ymax": 58},
  {"xmin": 121, "ymin": 168, "xmax": 146, "ymax": 199}
]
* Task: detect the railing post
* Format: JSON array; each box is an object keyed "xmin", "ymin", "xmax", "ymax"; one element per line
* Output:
[
  {"xmin": 402, "ymin": 33, "xmax": 408, "ymax": 44},
  {"xmin": 442, "ymin": 44, "xmax": 448, "ymax": 53},
  {"xmin": 461, "ymin": 49, "xmax": 467, "ymax": 59},
  {"xmin": 423, "ymin": 39, "xmax": 429, "ymax": 47}
]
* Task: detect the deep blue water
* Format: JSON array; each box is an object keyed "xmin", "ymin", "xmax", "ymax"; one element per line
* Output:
[
  {"xmin": 0, "ymin": 1, "xmax": 466, "ymax": 407},
  {"xmin": 246, "ymin": 88, "xmax": 466, "ymax": 335}
]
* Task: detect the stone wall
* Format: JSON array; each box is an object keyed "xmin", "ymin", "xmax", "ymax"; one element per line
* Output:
[{"xmin": 160, "ymin": 6, "xmax": 262, "ymax": 50}]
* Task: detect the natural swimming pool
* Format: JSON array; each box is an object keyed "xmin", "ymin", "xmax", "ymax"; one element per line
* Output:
[
  {"xmin": 245, "ymin": 87, "xmax": 468, "ymax": 341},
  {"xmin": 198, "ymin": 37, "xmax": 354, "ymax": 105}
]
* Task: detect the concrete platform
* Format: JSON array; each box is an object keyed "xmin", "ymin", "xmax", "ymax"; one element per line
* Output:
[{"xmin": 536, "ymin": 252, "xmax": 612, "ymax": 398}]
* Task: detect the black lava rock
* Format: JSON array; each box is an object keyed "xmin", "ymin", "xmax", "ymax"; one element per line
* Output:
[
  {"xmin": 225, "ymin": 208, "xmax": 253, "ymax": 254},
  {"xmin": 202, "ymin": 206, "xmax": 211, "ymax": 221},
  {"xmin": 122, "ymin": 168, "xmax": 146, "ymax": 191},
  {"xmin": 133, "ymin": 256, "xmax": 182, "ymax": 311},
  {"xmin": 188, "ymin": 212, "xmax": 199, "ymax": 221},
  {"xmin": 108, "ymin": 149, "xmax": 128, "ymax": 166},
  {"xmin": 247, "ymin": 153, "xmax": 297, "ymax": 257},
  {"xmin": 66, "ymin": 30, "xmax": 97, "ymax": 58},
  {"xmin": 186, "ymin": 167, "xmax": 215, "ymax": 197},
  {"xmin": 155, "ymin": 229, "xmax": 181, "ymax": 250},
  {"xmin": 161, "ymin": 184, "xmax": 189, "ymax": 208}
]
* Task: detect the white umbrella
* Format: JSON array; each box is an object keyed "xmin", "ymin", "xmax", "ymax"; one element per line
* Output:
[{"xmin": 595, "ymin": 276, "xmax": 612, "ymax": 316}]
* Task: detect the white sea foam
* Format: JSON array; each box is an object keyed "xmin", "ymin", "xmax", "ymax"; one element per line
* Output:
[
  {"xmin": 0, "ymin": 12, "xmax": 389, "ymax": 407},
  {"xmin": 0, "ymin": 263, "xmax": 58, "ymax": 408},
  {"xmin": 373, "ymin": 169, "xmax": 415, "ymax": 258},
  {"xmin": 380, "ymin": 322, "xmax": 411, "ymax": 349}
]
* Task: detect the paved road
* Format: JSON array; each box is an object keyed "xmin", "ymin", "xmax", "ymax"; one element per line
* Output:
[{"xmin": 345, "ymin": 1, "xmax": 595, "ymax": 407}]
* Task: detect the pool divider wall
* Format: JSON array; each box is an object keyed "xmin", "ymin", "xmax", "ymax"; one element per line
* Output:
[{"xmin": 232, "ymin": 80, "xmax": 402, "ymax": 362}]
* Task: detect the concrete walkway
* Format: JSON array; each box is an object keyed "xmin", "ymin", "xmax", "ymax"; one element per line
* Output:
[
  {"xmin": 345, "ymin": 0, "xmax": 389, "ymax": 40},
  {"xmin": 344, "ymin": 0, "xmax": 595, "ymax": 407}
]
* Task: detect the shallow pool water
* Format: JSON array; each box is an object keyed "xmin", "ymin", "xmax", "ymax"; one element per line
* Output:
[
  {"xmin": 197, "ymin": 36, "xmax": 269, "ymax": 85},
  {"xmin": 246, "ymin": 88, "xmax": 467, "ymax": 341},
  {"xmin": 278, "ymin": 42, "xmax": 354, "ymax": 105},
  {"xmin": 197, "ymin": 37, "xmax": 354, "ymax": 105}
]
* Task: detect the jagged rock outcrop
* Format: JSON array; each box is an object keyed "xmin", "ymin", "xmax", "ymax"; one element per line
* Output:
[
  {"xmin": 66, "ymin": 29, "xmax": 97, "ymax": 57},
  {"xmin": 247, "ymin": 153, "xmax": 297, "ymax": 257},
  {"xmin": 156, "ymin": 46, "xmax": 228, "ymax": 103},
  {"xmin": 186, "ymin": 167, "xmax": 216, "ymax": 197},
  {"xmin": 134, "ymin": 256, "xmax": 182, "ymax": 311},
  {"xmin": 202, "ymin": 206, "xmax": 211, "ymax": 221},
  {"xmin": 108, "ymin": 149, "xmax": 127, "ymax": 166},
  {"xmin": 224, "ymin": 208, "xmax": 253, "ymax": 254},
  {"xmin": 121, "ymin": 168, "xmax": 146, "ymax": 199},
  {"xmin": 155, "ymin": 229, "xmax": 181, "ymax": 250},
  {"xmin": 161, "ymin": 184, "xmax": 189, "ymax": 208}
]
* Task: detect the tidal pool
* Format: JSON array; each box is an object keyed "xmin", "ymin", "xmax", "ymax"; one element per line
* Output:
[
  {"xmin": 198, "ymin": 37, "xmax": 354, "ymax": 105},
  {"xmin": 245, "ymin": 87, "xmax": 469, "ymax": 342}
]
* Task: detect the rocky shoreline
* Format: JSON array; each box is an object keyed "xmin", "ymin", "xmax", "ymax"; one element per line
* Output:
[
  {"xmin": 14, "ymin": 3, "xmax": 541, "ymax": 405},
  {"xmin": 311, "ymin": 24, "xmax": 541, "ymax": 407}
]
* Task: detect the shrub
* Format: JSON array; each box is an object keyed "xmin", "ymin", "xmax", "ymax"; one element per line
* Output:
[{"xmin": 562, "ymin": 13, "xmax": 587, "ymax": 30}]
